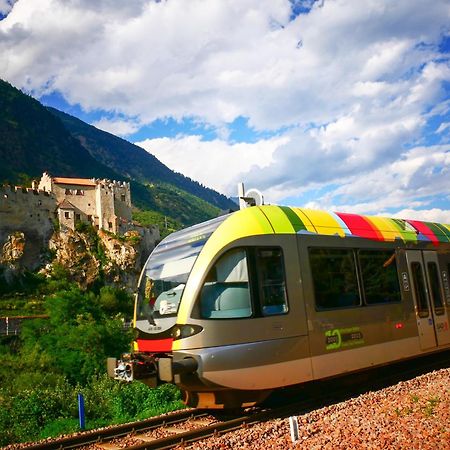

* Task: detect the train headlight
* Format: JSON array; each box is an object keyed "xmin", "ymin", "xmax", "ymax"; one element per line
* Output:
[{"xmin": 172, "ymin": 324, "xmax": 203, "ymax": 340}]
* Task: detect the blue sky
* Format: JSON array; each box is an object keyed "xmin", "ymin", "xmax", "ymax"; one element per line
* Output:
[{"xmin": 1, "ymin": 0, "xmax": 449, "ymax": 222}]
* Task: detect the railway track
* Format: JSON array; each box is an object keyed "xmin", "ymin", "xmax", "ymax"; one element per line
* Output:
[{"xmin": 22, "ymin": 351, "xmax": 450, "ymax": 450}]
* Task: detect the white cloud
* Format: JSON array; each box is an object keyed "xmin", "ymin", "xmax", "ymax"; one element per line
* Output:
[
  {"xmin": 1, "ymin": 0, "xmax": 448, "ymax": 129},
  {"xmin": 136, "ymin": 134, "xmax": 288, "ymax": 195},
  {"xmin": 392, "ymin": 208, "xmax": 450, "ymax": 224},
  {"xmin": 0, "ymin": 0, "xmax": 449, "ymax": 219},
  {"xmin": 436, "ymin": 122, "xmax": 450, "ymax": 134},
  {"xmin": 0, "ymin": 0, "xmax": 16, "ymax": 15},
  {"xmin": 92, "ymin": 117, "xmax": 141, "ymax": 137}
]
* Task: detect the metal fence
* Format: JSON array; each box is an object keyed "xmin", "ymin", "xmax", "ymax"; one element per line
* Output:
[
  {"xmin": 0, "ymin": 316, "xmax": 131, "ymax": 336},
  {"xmin": 0, "ymin": 315, "xmax": 48, "ymax": 336}
]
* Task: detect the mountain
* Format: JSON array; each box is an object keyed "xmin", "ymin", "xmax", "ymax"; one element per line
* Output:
[
  {"xmin": 48, "ymin": 108, "xmax": 233, "ymax": 210},
  {"xmin": 0, "ymin": 80, "xmax": 116, "ymax": 183},
  {"xmin": 0, "ymin": 79, "xmax": 236, "ymax": 227}
]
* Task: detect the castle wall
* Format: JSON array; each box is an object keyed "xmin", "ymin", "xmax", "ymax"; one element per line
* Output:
[
  {"xmin": 113, "ymin": 181, "xmax": 132, "ymax": 222},
  {"xmin": 97, "ymin": 182, "xmax": 116, "ymax": 232},
  {"xmin": 58, "ymin": 206, "xmax": 76, "ymax": 231},
  {"xmin": 53, "ymin": 183, "xmax": 98, "ymax": 225},
  {"xmin": 0, "ymin": 186, "xmax": 56, "ymax": 269}
]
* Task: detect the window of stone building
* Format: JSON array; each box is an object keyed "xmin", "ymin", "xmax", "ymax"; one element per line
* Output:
[
  {"xmin": 76, "ymin": 190, "xmax": 84, "ymax": 196},
  {"xmin": 121, "ymin": 194, "xmax": 126, "ymax": 202},
  {"xmin": 88, "ymin": 215, "xmax": 92, "ymax": 222},
  {"xmin": 65, "ymin": 189, "xmax": 72, "ymax": 195},
  {"xmin": 108, "ymin": 222, "xmax": 113, "ymax": 229},
  {"xmin": 64, "ymin": 212, "xmax": 70, "ymax": 219},
  {"xmin": 75, "ymin": 214, "xmax": 81, "ymax": 221}
]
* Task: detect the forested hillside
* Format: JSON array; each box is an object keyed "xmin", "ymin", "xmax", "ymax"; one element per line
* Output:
[{"xmin": 0, "ymin": 79, "xmax": 236, "ymax": 228}]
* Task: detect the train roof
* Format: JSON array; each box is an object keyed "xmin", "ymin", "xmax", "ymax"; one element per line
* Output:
[
  {"xmin": 212, "ymin": 205, "xmax": 450, "ymax": 245},
  {"xmin": 234, "ymin": 205, "xmax": 450, "ymax": 244},
  {"xmin": 161, "ymin": 205, "xmax": 450, "ymax": 252}
]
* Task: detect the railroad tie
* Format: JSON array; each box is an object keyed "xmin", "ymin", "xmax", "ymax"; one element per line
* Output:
[
  {"xmin": 134, "ymin": 433, "xmax": 158, "ymax": 442},
  {"xmin": 163, "ymin": 426, "xmax": 189, "ymax": 434},
  {"xmin": 95, "ymin": 443, "xmax": 122, "ymax": 450},
  {"xmin": 189, "ymin": 419, "xmax": 213, "ymax": 426}
]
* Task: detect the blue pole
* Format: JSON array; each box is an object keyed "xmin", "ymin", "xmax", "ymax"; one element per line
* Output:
[{"xmin": 78, "ymin": 393, "xmax": 85, "ymax": 430}]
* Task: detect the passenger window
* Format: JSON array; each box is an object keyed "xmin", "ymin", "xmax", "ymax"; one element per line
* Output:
[
  {"xmin": 309, "ymin": 248, "xmax": 360, "ymax": 309},
  {"xmin": 427, "ymin": 262, "xmax": 444, "ymax": 315},
  {"xmin": 200, "ymin": 249, "xmax": 252, "ymax": 319},
  {"xmin": 359, "ymin": 250, "xmax": 401, "ymax": 304},
  {"xmin": 256, "ymin": 248, "xmax": 288, "ymax": 316},
  {"xmin": 411, "ymin": 262, "xmax": 429, "ymax": 318}
]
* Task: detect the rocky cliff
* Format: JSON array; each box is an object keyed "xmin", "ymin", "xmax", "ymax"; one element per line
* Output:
[{"xmin": 0, "ymin": 224, "xmax": 159, "ymax": 293}]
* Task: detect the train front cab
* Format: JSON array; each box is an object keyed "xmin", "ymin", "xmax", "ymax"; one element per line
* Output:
[{"xmin": 172, "ymin": 233, "xmax": 313, "ymax": 409}]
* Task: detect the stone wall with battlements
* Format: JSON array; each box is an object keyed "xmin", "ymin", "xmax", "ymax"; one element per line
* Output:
[{"xmin": 0, "ymin": 186, "xmax": 56, "ymax": 270}]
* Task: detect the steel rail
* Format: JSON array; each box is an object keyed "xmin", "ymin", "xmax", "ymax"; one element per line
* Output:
[{"xmin": 24, "ymin": 409, "xmax": 208, "ymax": 450}]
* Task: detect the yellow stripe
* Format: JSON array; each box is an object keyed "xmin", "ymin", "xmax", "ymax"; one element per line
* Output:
[
  {"xmin": 290, "ymin": 207, "xmax": 317, "ymax": 233},
  {"xmin": 365, "ymin": 216, "xmax": 404, "ymax": 242},
  {"xmin": 260, "ymin": 205, "xmax": 295, "ymax": 233},
  {"xmin": 302, "ymin": 209, "xmax": 346, "ymax": 237}
]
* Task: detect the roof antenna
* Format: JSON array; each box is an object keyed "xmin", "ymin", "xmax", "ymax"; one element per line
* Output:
[{"xmin": 238, "ymin": 182, "xmax": 264, "ymax": 209}]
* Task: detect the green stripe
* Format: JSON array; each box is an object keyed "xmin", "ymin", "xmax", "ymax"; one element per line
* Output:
[
  {"xmin": 389, "ymin": 218, "xmax": 417, "ymax": 242},
  {"xmin": 426, "ymin": 222, "xmax": 450, "ymax": 243},
  {"xmin": 279, "ymin": 206, "xmax": 308, "ymax": 233}
]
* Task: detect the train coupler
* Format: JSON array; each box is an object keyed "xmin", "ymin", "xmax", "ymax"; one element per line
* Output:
[{"xmin": 107, "ymin": 353, "xmax": 158, "ymax": 386}]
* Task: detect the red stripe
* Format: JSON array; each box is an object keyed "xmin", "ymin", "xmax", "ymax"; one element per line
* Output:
[
  {"xmin": 406, "ymin": 220, "xmax": 439, "ymax": 245},
  {"xmin": 137, "ymin": 338, "xmax": 173, "ymax": 352},
  {"xmin": 336, "ymin": 212, "xmax": 384, "ymax": 241}
]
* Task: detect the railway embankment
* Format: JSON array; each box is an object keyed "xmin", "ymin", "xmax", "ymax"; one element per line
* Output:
[
  {"xmin": 4, "ymin": 367, "xmax": 448, "ymax": 449},
  {"xmin": 186, "ymin": 367, "xmax": 450, "ymax": 449}
]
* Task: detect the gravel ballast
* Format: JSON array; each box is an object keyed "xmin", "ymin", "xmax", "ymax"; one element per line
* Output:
[{"xmin": 189, "ymin": 368, "xmax": 450, "ymax": 449}]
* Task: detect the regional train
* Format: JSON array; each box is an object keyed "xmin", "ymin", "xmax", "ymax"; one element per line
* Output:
[{"xmin": 108, "ymin": 205, "xmax": 450, "ymax": 409}]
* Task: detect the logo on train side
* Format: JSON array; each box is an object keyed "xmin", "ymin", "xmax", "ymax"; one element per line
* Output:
[{"xmin": 325, "ymin": 327, "xmax": 365, "ymax": 350}]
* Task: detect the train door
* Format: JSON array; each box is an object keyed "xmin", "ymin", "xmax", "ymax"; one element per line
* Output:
[{"xmin": 405, "ymin": 250, "xmax": 450, "ymax": 349}]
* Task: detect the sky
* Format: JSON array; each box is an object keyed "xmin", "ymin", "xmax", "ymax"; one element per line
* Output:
[{"xmin": 0, "ymin": 0, "xmax": 449, "ymax": 222}]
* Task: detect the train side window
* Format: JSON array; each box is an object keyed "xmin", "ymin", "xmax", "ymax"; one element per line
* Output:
[
  {"xmin": 427, "ymin": 262, "xmax": 444, "ymax": 315},
  {"xmin": 199, "ymin": 248, "xmax": 252, "ymax": 319},
  {"xmin": 309, "ymin": 248, "xmax": 361, "ymax": 309},
  {"xmin": 410, "ymin": 262, "xmax": 429, "ymax": 318},
  {"xmin": 256, "ymin": 248, "xmax": 288, "ymax": 316},
  {"xmin": 358, "ymin": 250, "xmax": 401, "ymax": 304}
]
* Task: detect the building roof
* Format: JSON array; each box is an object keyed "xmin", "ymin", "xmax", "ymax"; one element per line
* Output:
[
  {"xmin": 53, "ymin": 177, "xmax": 96, "ymax": 187},
  {"xmin": 58, "ymin": 199, "xmax": 75, "ymax": 210}
]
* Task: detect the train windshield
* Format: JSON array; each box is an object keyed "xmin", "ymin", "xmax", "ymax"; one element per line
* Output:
[{"xmin": 136, "ymin": 214, "xmax": 229, "ymax": 322}]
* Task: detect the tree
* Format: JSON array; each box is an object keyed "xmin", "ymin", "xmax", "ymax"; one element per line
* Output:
[{"xmin": 20, "ymin": 285, "xmax": 133, "ymax": 385}]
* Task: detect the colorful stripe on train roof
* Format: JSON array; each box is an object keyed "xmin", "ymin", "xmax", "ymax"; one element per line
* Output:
[{"xmin": 253, "ymin": 205, "xmax": 450, "ymax": 244}]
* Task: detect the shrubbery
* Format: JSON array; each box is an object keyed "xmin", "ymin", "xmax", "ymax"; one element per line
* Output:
[
  {"xmin": 0, "ymin": 282, "xmax": 184, "ymax": 445},
  {"xmin": 0, "ymin": 376, "xmax": 183, "ymax": 445}
]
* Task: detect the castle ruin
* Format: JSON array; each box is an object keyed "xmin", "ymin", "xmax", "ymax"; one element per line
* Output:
[
  {"xmin": 0, "ymin": 173, "xmax": 160, "ymax": 275},
  {"xmin": 38, "ymin": 172, "xmax": 132, "ymax": 234}
]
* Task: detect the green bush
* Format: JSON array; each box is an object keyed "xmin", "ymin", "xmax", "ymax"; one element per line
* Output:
[{"xmin": 0, "ymin": 281, "xmax": 184, "ymax": 445}]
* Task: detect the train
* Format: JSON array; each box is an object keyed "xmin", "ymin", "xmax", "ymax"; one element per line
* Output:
[{"xmin": 108, "ymin": 205, "xmax": 450, "ymax": 409}]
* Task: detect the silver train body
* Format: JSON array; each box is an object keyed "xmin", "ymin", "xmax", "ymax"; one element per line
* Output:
[{"xmin": 110, "ymin": 205, "xmax": 450, "ymax": 409}]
